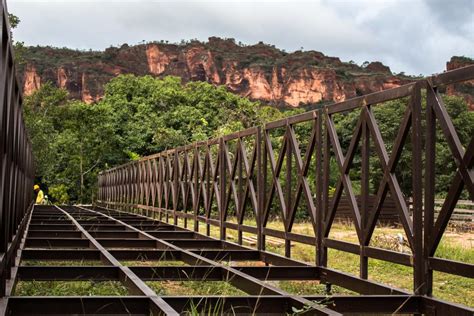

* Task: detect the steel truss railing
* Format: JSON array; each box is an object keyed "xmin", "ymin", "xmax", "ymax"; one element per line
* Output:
[
  {"xmin": 0, "ymin": 0, "xmax": 35, "ymax": 302},
  {"xmin": 96, "ymin": 65, "xmax": 474, "ymax": 315}
]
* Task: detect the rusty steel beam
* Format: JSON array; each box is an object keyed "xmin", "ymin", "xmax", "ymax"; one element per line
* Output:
[
  {"xmin": 0, "ymin": 0, "xmax": 35, "ymax": 300},
  {"xmin": 54, "ymin": 205, "xmax": 179, "ymax": 315}
]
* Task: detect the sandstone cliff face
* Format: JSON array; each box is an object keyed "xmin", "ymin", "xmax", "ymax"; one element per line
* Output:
[
  {"xmin": 18, "ymin": 38, "xmax": 470, "ymax": 108},
  {"xmin": 146, "ymin": 45, "xmax": 172, "ymax": 75},
  {"xmin": 446, "ymin": 56, "xmax": 474, "ymax": 110},
  {"xmin": 23, "ymin": 65, "xmax": 41, "ymax": 96}
]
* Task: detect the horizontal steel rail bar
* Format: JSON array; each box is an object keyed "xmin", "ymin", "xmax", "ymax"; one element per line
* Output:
[
  {"xmin": 163, "ymin": 295, "xmax": 421, "ymax": 314},
  {"xmin": 7, "ymin": 296, "xmax": 151, "ymax": 315},
  {"xmin": 16, "ymin": 265, "xmax": 321, "ymax": 281}
]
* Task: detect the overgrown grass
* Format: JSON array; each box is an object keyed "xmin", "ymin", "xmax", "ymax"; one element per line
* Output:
[
  {"xmin": 276, "ymin": 280, "xmax": 355, "ymax": 296},
  {"xmin": 121, "ymin": 260, "xmax": 189, "ymax": 267},
  {"xmin": 146, "ymin": 280, "xmax": 246, "ymax": 296},
  {"xmin": 14, "ymin": 281, "xmax": 128, "ymax": 296},
  {"xmin": 20, "ymin": 260, "xmax": 105, "ymax": 266}
]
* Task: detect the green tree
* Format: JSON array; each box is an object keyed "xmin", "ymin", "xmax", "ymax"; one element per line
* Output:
[
  {"xmin": 53, "ymin": 101, "xmax": 122, "ymax": 203},
  {"xmin": 23, "ymin": 83, "xmax": 67, "ymax": 187},
  {"xmin": 23, "ymin": 84, "xmax": 124, "ymax": 203},
  {"xmin": 101, "ymin": 75, "xmax": 282, "ymax": 155},
  {"xmin": 23, "ymin": 75, "xmax": 284, "ymax": 203},
  {"xmin": 8, "ymin": 13, "xmax": 26, "ymax": 65}
]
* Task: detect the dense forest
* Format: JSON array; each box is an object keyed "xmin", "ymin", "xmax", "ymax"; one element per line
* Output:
[{"xmin": 24, "ymin": 76, "xmax": 291, "ymax": 203}]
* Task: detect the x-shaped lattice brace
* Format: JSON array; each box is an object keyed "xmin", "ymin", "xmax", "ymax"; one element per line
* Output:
[
  {"xmin": 138, "ymin": 160, "xmax": 147, "ymax": 205},
  {"xmin": 263, "ymin": 120, "xmax": 318, "ymax": 235},
  {"xmin": 192, "ymin": 145, "xmax": 210, "ymax": 218},
  {"xmin": 125, "ymin": 165, "xmax": 134, "ymax": 204},
  {"xmin": 150, "ymin": 158, "xmax": 158, "ymax": 208},
  {"xmin": 203, "ymin": 143, "xmax": 221, "ymax": 220},
  {"xmin": 426, "ymin": 85, "xmax": 474, "ymax": 256},
  {"xmin": 114, "ymin": 167, "xmax": 120, "ymax": 205},
  {"xmin": 126, "ymin": 162, "xmax": 134, "ymax": 206},
  {"xmin": 176, "ymin": 149, "xmax": 195, "ymax": 216},
  {"xmin": 122, "ymin": 166, "xmax": 129, "ymax": 205},
  {"xmin": 143, "ymin": 159, "xmax": 152, "ymax": 207},
  {"xmin": 124, "ymin": 166, "xmax": 130, "ymax": 204},
  {"xmin": 158, "ymin": 153, "xmax": 174, "ymax": 211},
  {"xmin": 324, "ymin": 101, "xmax": 416, "ymax": 251},
  {"xmin": 156, "ymin": 156, "xmax": 165, "ymax": 210},
  {"xmin": 223, "ymin": 136, "xmax": 258, "ymax": 225}
]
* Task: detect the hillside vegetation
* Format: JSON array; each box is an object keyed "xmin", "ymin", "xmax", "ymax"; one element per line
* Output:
[{"xmin": 24, "ymin": 76, "xmax": 289, "ymax": 203}]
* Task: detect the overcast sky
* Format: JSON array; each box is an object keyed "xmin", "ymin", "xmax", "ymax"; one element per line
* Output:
[{"xmin": 8, "ymin": 0, "xmax": 474, "ymax": 75}]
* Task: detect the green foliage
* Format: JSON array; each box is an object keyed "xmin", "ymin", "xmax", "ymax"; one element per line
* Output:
[
  {"xmin": 24, "ymin": 76, "xmax": 281, "ymax": 203},
  {"xmin": 8, "ymin": 13, "xmax": 27, "ymax": 65},
  {"xmin": 8, "ymin": 13, "xmax": 20, "ymax": 29},
  {"xmin": 433, "ymin": 96, "xmax": 474, "ymax": 196},
  {"xmin": 48, "ymin": 184, "xmax": 69, "ymax": 204},
  {"xmin": 102, "ymin": 75, "xmax": 282, "ymax": 154},
  {"xmin": 450, "ymin": 56, "xmax": 474, "ymax": 64},
  {"xmin": 24, "ymin": 83, "xmax": 123, "ymax": 203}
]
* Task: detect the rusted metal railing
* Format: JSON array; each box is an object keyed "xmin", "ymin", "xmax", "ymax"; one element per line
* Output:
[{"xmin": 0, "ymin": 0, "xmax": 35, "ymax": 298}]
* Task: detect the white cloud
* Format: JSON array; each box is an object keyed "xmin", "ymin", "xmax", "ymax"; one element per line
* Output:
[{"xmin": 8, "ymin": 0, "xmax": 474, "ymax": 75}]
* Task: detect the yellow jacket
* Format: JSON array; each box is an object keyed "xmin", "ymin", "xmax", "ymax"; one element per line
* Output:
[{"xmin": 36, "ymin": 190, "xmax": 44, "ymax": 204}]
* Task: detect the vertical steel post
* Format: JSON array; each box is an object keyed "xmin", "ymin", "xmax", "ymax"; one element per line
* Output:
[
  {"xmin": 219, "ymin": 138, "xmax": 226, "ymax": 242},
  {"xmin": 360, "ymin": 106, "xmax": 370, "ymax": 279},
  {"xmin": 411, "ymin": 82, "xmax": 424, "ymax": 295},
  {"xmin": 285, "ymin": 123, "xmax": 292, "ymax": 257},
  {"xmin": 424, "ymin": 84, "xmax": 436, "ymax": 296},
  {"xmin": 316, "ymin": 110, "xmax": 324, "ymax": 266}
]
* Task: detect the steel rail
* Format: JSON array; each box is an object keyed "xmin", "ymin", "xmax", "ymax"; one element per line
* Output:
[{"xmin": 54, "ymin": 205, "xmax": 178, "ymax": 315}]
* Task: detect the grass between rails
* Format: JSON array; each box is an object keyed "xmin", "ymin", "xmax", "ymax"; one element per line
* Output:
[
  {"xmin": 20, "ymin": 260, "xmax": 106, "ymax": 266},
  {"xmin": 14, "ymin": 281, "xmax": 128, "ymax": 296},
  {"xmin": 146, "ymin": 280, "xmax": 246, "ymax": 296}
]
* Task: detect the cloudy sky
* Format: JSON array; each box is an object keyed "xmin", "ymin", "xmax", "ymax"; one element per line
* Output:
[{"xmin": 8, "ymin": 0, "xmax": 474, "ymax": 75}]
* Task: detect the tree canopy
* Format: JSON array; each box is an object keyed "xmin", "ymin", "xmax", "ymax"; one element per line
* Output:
[{"xmin": 23, "ymin": 75, "xmax": 285, "ymax": 203}]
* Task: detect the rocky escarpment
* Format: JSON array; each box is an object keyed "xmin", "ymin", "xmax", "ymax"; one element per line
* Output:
[
  {"xmin": 18, "ymin": 38, "xmax": 471, "ymax": 108},
  {"xmin": 446, "ymin": 56, "xmax": 474, "ymax": 110}
]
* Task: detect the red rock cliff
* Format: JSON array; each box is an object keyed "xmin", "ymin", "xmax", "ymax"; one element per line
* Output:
[
  {"xmin": 446, "ymin": 56, "xmax": 474, "ymax": 110},
  {"xmin": 18, "ymin": 38, "xmax": 469, "ymax": 108}
]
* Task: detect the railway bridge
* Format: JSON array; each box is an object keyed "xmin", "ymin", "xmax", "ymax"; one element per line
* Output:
[{"xmin": 0, "ymin": 2, "xmax": 473, "ymax": 315}]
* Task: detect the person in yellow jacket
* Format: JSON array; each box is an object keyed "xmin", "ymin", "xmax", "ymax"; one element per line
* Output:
[{"xmin": 34, "ymin": 185, "xmax": 45, "ymax": 204}]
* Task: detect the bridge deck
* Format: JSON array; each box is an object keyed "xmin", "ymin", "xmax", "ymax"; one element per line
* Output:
[{"xmin": 0, "ymin": 205, "xmax": 469, "ymax": 315}]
